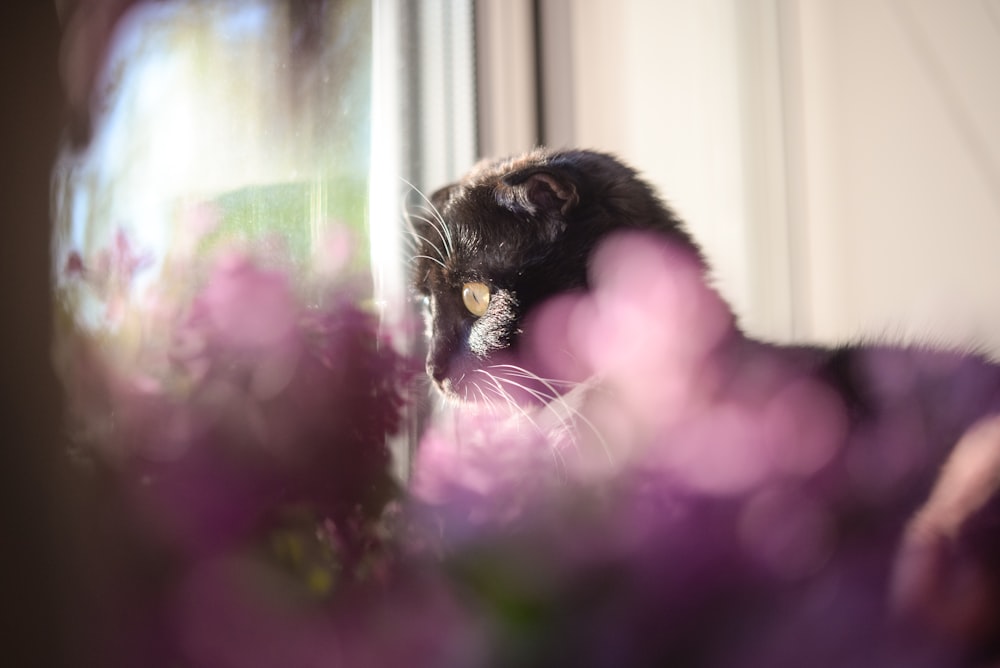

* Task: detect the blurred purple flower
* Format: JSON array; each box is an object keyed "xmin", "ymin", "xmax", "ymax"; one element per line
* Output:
[
  {"xmin": 194, "ymin": 254, "xmax": 298, "ymax": 352},
  {"xmin": 61, "ymin": 226, "xmax": 992, "ymax": 667},
  {"xmin": 407, "ymin": 231, "xmax": 978, "ymax": 667},
  {"xmin": 61, "ymin": 228, "xmax": 428, "ymax": 665}
]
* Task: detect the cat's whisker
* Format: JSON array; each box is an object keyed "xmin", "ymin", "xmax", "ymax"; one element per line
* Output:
[
  {"xmin": 398, "ymin": 201, "xmax": 420, "ymax": 245},
  {"xmin": 470, "ymin": 383, "xmax": 490, "ymax": 412},
  {"xmin": 400, "ymin": 223, "xmax": 437, "ymax": 255},
  {"xmin": 411, "ymin": 206, "xmax": 454, "ymax": 260},
  {"xmin": 474, "ymin": 370, "xmax": 569, "ymax": 474},
  {"xmin": 411, "ymin": 200, "xmax": 454, "ymax": 256},
  {"xmin": 399, "ymin": 198, "xmax": 449, "ymax": 267},
  {"xmin": 476, "ymin": 370, "xmax": 544, "ymax": 426},
  {"xmin": 486, "ymin": 367, "xmax": 614, "ymax": 466},
  {"xmin": 485, "ymin": 372, "xmax": 569, "ymax": 426},
  {"xmin": 473, "ymin": 382, "xmax": 502, "ymax": 418},
  {"xmin": 484, "ymin": 364, "xmax": 584, "ymax": 399},
  {"xmin": 400, "ymin": 178, "xmax": 454, "ymax": 258},
  {"xmin": 401, "ymin": 209, "xmax": 448, "ymax": 264},
  {"xmin": 487, "ymin": 364, "xmax": 582, "ymax": 391},
  {"xmin": 475, "ymin": 371, "xmax": 525, "ymax": 418},
  {"xmin": 481, "ymin": 371, "xmax": 583, "ymax": 472},
  {"xmin": 410, "ymin": 254, "xmax": 447, "ymax": 269}
]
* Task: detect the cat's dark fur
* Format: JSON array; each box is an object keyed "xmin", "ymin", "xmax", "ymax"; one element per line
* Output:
[{"xmin": 410, "ymin": 148, "xmax": 1000, "ymax": 659}]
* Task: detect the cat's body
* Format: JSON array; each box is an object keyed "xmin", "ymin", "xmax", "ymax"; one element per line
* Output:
[{"xmin": 410, "ymin": 148, "xmax": 1000, "ymax": 663}]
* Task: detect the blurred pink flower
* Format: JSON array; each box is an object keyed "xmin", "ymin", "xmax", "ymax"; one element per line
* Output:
[
  {"xmin": 61, "ymin": 226, "xmax": 989, "ymax": 667},
  {"xmin": 195, "ymin": 253, "xmax": 298, "ymax": 351}
]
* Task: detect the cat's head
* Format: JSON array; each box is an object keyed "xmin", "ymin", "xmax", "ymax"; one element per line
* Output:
[{"xmin": 410, "ymin": 148, "xmax": 700, "ymax": 401}]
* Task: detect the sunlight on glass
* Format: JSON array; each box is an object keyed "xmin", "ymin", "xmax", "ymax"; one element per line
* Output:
[
  {"xmin": 53, "ymin": 0, "xmax": 371, "ymax": 336},
  {"xmin": 50, "ymin": 0, "xmax": 383, "ymax": 478}
]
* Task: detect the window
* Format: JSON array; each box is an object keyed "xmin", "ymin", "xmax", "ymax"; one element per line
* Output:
[{"xmin": 53, "ymin": 0, "xmax": 482, "ymax": 478}]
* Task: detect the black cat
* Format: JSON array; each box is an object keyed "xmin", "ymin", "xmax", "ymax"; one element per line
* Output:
[{"xmin": 409, "ymin": 148, "xmax": 1000, "ymax": 663}]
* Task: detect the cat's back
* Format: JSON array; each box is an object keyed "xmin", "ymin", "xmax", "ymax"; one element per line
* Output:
[
  {"xmin": 817, "ymin": 343, "xmax": 1000, "ymax": 434},
  {"xmin": 783, "ymin": 342, "xmax": 1000, "ymax": 519}
]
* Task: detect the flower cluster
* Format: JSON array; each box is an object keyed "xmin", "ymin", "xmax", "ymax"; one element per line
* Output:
[
  {"xmin": 58, "ymin": 227, "xmax": 431, "ymax": 666},
  {"xmin": 408, "ymin": 232, "xmax": 993, "ymax": 667},
  {"xmin": 58, "ymin": 228, "xmax": 995, "ymax": 667}
]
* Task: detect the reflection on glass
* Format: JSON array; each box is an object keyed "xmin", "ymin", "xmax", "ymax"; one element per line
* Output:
[
  {"xmin": 48, "ymin": 6, "xmax": 421, "ymax": 664},
  {"xmin": 52, "ymin": 0, "xmax": 376, "ymax": 437},
  {"xmin": 53, "ymin": 0, "xmax": 370, "ymax": 314}
]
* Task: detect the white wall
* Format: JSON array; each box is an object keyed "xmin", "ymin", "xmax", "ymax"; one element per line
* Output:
[
  {"xmin": 533, "ymin": 0, "xmax": 1000, "ymax": 352},
  {"xmin": 538, "ymin": 0, "xmax": 792, "ymax": 341},
  {"xmin": 784, "ymin": 0, "xmax": 1000, "ymax": 350}
]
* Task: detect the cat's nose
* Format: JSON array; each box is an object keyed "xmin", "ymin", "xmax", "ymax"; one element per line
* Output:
[
  {"xmin": 427, "ymin": 360, "xmax": 456, "ymax": 395},
  {"xmin": 426, "ymin": 359, "xmax": 447, "ymax": 385}
]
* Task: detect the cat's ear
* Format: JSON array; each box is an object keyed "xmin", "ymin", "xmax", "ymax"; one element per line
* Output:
[{"xmin": 498, "ymin": 167, "xmax": 579, "ymax": 218}]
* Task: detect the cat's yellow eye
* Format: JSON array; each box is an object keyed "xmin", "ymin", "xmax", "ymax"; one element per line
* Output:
[{"xmin": 462, "ymin": 281, "xmax": 491, "ymax": 317}]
